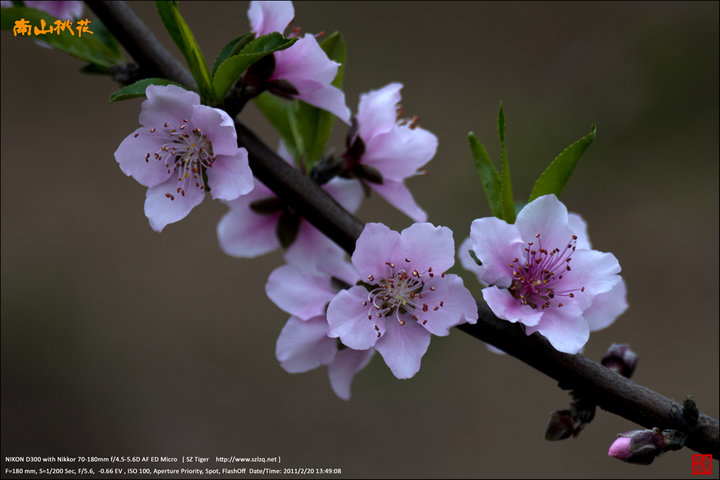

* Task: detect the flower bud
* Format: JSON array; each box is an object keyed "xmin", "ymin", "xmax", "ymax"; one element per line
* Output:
[
  {"xmin": 608, "ymin": 429, "xmax": 665, "ymax": 465},
  {"xmin": 602, "ymin": 343, "xmax": 638, "ymax": 378},
  {"xmin": 545, "ymin": 409, "xmax": 576, "ymax": 441}
]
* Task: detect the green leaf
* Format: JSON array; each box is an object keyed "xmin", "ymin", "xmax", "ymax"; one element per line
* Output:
[
  {"xmin": 468, "ymin": 132, "xmax": 503, "ymax": 219},
  {"xmin": 211, "ymin": 33, "xmax": 254, "ymax": 76},
  {"xmin": 211, "ymin": 33, "xmax": 296, "ymax": 102},
  {"xmin": 253, "ymin": 92, "xmax": 304, "ymax": 162},
  {"xmin": 528, "ymin": 124, "xmax": 597, "ymax": 202},
  {"xmin": 155, "ymin": 1, "xmax": 213, "ymax": 102},
  {"xmin": 109, "ymin": 78, "xmax": 186, "ymax": 102},
  {"xmin": 497, "ymin": 102, "xmax": 515, "ymax": 223},
  {"xmin": 90, "ymin": 17, "xmax": 123, "ymax": 62},
  {"xmin": 1, "ymin": 7, "xmax": 123, "ymax": 68},
  {"xmin": 296, "ymin": 32, "xmax": 346, "ymax": 172}
]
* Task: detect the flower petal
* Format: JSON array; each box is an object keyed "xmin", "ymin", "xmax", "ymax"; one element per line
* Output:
[
  {"xmin": 482, "ymin": 286, "xmax": 544, "ymax": 327},
  {"xmin": 357, "ymin": 83, "xmax": 403, "ymax": 140},
  {"xmin": 374, "ymin": 318, "xmax": 431, "ymax": 379},
  {"xmin": 515, "ymin": 194, "xmax": 574, "ymax": 250},
  {"xmin": 189, "ymin": 105, "xmax": 238, "ymax": 157},
  {"xmin": 289, "ymin": 80, "xmax": 352, "ymax": 125},
  {"xmin": 368, "ymin": 179, "xmax": 427, "ymax": 222},
  {"xmin": 469, "ymin": 217, "xmax": 524, "ymax": 288},
  {"xmin": 272, "ymin": 34, "xmax": 338, "ymax": 85},
  {"xmin": 417, "ymin": 274, "xmax": 478, "ymax": 336},
  {"xmin": 328, "ymin": 348, "xmax": 374, "ymax": 401},
  {"xmin": 397, "ymin": 223, "xmax": 455, "ymax": 274},
  {"xmin": 526, "ymin": 308, "xmax": 590, "ymax": 354},
  {"xmin": 284, "ymin": 221, "xmax": 344, "ymax": 274},
  {"xmin": 248, "ymin": 0, "xmax": 294, "ymax": 36},
  {"xmin": 458, "ymin": 236, "xmax": 485, "ymax": 284},
  {"xmin": 362, "ymin": 126, "xmax": 437, "ymax": 181},
  {"xmin": 323, "ymin": 177, "xmax": 363, "ymax": 213},
  {"xmin": 207, "ymin": 150, "xmax": 254, "ymax": 201},
  {"xmin": 266, "ymin": 264, "xmax": 335, "ymax": 320},
  {"xmin": 216, "ymin": 181, "xmax": 281, "ymax": 258},
  {"xmin": 584, "ymin": 278, "xmax": 628, "ymax": 332},
  {"xmin": 114, "ymin": 128, "xmax": 173, "ymax": 187},
  {"xmin": 26, "ymin": 1, "xmax": 83, "ymax": 20},
  {"xmin": 351, "ymin": 223, "xmax": 401, "ymax": 280},
  {"xmin": 568, "ymin": 212, "xmax": 592, "ymax": 250},
  {"xmin": 144, "ymin": 178, "xmax": 204, "ymax": 232},
  {"xmin": 139, "ymin": 85, "xmax": 199, "ymax": 127},
  {"xmin": 276, "ymin": 316, "xmax": 337, "ymax": 373},
  {"xmin": 326, "ymin": 286, "xmax": 385, "ymax": 350},
  {"xmin": 555, "ymin": 249, "xmax": 621, "ymax": 309}
]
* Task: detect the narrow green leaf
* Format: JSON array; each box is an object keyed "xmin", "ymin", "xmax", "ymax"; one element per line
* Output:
[
  {"xmin": 528, "ymin": 125, "xmax": 597, "ymax": 202},
  {"xmin": 1, "ymin": 7, "xmax": 122, "ymax": 68},
  {"xmin": 211, "ymin": 33, "xmax": 254, "ymax": 76},
  {"xmin": 468, "ymin": 132, "xmax": 503, "ymax": 219},
  {"xmin": 253, "ymin": 92, "xmax": 303, "ymax": 162},
  {"xmin": 497, "ymin": 102, "xmax": 515, "ymax": 223},
  {"xmin": 155, "ymin": 1, "xmax": 213, "ymax": 102},
  {"xmin": 109, "ymin": 78, "xmax": 185, "ymax": 102},
  {"xmin": 211, "ymin": 33, "xmax": 296, "ymax": 101},
  {"xmin": 297, "ymin": 32, "xmax": 346, "ymax": 172}
]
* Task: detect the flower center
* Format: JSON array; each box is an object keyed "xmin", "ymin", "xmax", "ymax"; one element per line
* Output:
[
  {"xmin": 509, "ymin": 233, "xmax": 584, "ymax": 309},
  {"xmin": 362, "ymin": 259, "xmax": 445, "ymax": 335},
  {"xmin": 143, "ymin": 119, "xmax": 216, "ymax": 200}
]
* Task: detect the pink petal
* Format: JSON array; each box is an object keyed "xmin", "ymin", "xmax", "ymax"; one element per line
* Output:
[
  {"xmin": 397, "ymin": 223, "xmax": 455, "ymax": 275},
  {"xmin": 357, "ymin": 83, "xmax": 403, "ymax": 140},
  {"xmin": 139, "ymin": 85, "xmax": 199, "ymax": 128},
  {"xmin": 266, "ymin": 265, "xmax": 335, "ymax": 320},
  {"xmin": 26, "ymin": 1, "xmax": 82, "ymax": 20},
  {"xmin": 326, "ymin": 286, "xmax": 385, "ymax": 350},
  {"xmin": 284, "ymin": 221, "xmax": 345, "ymax": 274},
  {"xmin": 515, "ymin": 194, "xmax": 574, "ymax": 251},
  {"xmin": 469, "ymin": 217, "xmax": 524, "ymax": 288},
  {"xmin": 272, "ymin": 34, "xmax": 338, "ymax": 85},
  {"xmin": 525, "ymin": 308, "xmax": 590, "ymax": 354},
  {"xmin": 328, "ymin": 348, "xmax": 374, "ymax": 401},
  {"xmin": 315, "ymin": 247, "xmax": 360, "ymax": 287},
  {"xmin": 458, "ymin": 236, "xmax": 485, "ymax": 284},
  {"xmin": 189, "ymin": 105, "xmax": 238, "ymax": 157},
  {"xmin": 216, "ymin": 181, "xmax": 281, "ymax": 258},
  {"xmin": 351, "ymin": 223, "xmax": 402, "ymax": 280},
  {"xmin": 482, "ymin": 286, "xmax": 544, "ymax": 327},
  {"xmin": 144, "ymin": 178, "xmax": 205, "ymax": 232},
  {"xmin": 368, "ymin": 179, "xmax": 427, "ymax": 222},
  {"xmin": 362, "ymin": 126, "xmax": 437, "ymax": 181},
  {"xmin": 206, "ymin": 150, "xmax": 254, "ymax": 201},
  {"xmin": 290, "ymin": 80, "xmax": 351, "ymax": 125},
  {"xmin": 374, "ymin": 318, "xmax": 431, "ymax": 379},
  {"xmin": 584, "ymin": 279, "xmax": 628, "ymax": 332},
  {"xmin": 248, "ymin": 0, "xmax": 294, "ymax": 36},
  {"xmin": 322, "ymin": 178, "xmax": 363, "ymax": 213},
  {"xmin": 568, "ymin": 212, "xmax": 592, "ymax": 250},
  {"xmin": 555, "ymin": 249, "xmax": 621, "ymax": 309},
  {"xmin": 271, "ymin": 35, "xmax": 351, "ymax": 123},
  {"xmin": 114, "ymin": 128, "xmax": 173, "ymax": 187},
  {"xmin": 275, "ymin": 316, "xmax": 337, "ymax": 373},
  {"xmin": 416, "ymin": 274, "xmax": 478, "ymax": 336}
]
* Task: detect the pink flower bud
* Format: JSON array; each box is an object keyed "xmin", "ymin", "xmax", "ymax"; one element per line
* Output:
[{"xmin": 608, "ymin": 436, "xmax": 633, "ymax": 460}]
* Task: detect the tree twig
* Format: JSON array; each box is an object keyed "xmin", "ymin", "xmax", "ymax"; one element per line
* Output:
[{"xmin": 86, "ymin": 0, "xmax": 719, "ymax": 456}]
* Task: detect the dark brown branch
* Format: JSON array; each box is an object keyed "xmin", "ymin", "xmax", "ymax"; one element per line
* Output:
[{"xmin": 88, "ymin": 0, "xmax": 719, "ymax": 456}]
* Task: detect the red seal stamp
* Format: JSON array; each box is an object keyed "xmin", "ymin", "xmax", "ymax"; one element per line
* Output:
[{"xmin": 692, "ymin": 454, "xmax": 713, "ymax": 475}]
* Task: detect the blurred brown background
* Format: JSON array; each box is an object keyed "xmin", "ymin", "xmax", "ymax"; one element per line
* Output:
[{"xmin": 1, "ymin": 1, "xmax": 718, "ymax": 478}]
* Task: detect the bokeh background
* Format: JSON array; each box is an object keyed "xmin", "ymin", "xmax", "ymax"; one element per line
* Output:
[{"xmin": 2, "ymin": 2, "xmax": 718, "ymax": 478}]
